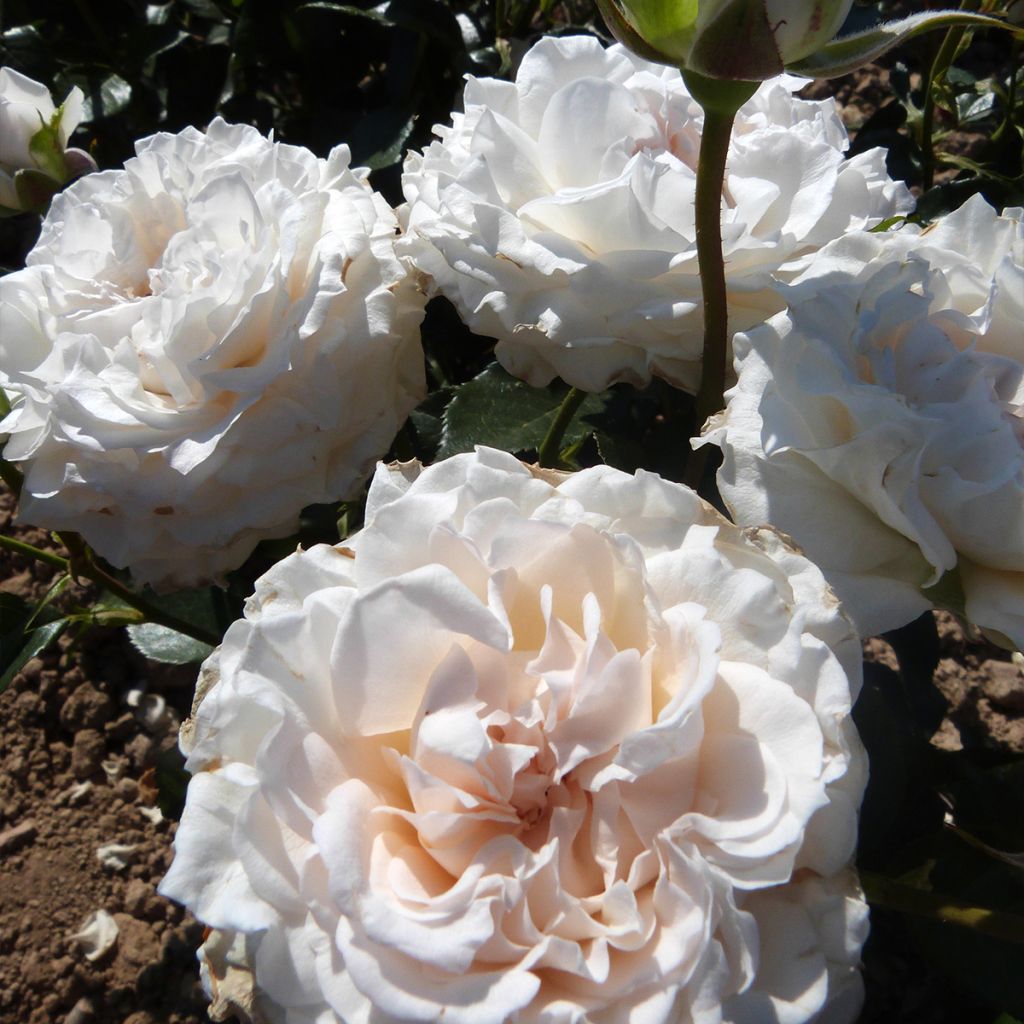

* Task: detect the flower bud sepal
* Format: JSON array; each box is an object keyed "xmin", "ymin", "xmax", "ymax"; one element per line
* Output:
[{"xmin": 680, "ymin": 70, "xmax": 759, "ymax": 117}]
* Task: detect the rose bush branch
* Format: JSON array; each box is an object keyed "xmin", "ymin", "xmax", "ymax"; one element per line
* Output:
[
  {"xmin": 861, "ymin": 872, "xmax": 1024, "ymax": 945},
  {"xmin": 920, "ymin": 1, "xmax": 983, "ymax": 191},
  {"xmin": 680, "ymin": 74, "xmax": 758, "ymax": 487},
  {"xmin": 537, "ymin": 386, "xmax": 587, "ymax": 468},
  {"xmin": 0, "ymin": 530, "xmax": 220, "ymax": 647},
  {"xmin": 0, "ymin": 532, "xmax": 67, "ymax": 571}
]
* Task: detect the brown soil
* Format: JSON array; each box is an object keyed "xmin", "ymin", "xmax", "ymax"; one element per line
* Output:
[
  {"xmin": 802, "ymin": 65, "xmax": 898, "ymax": 134},
  {"xmin": 865, "ymin": 612, "xmax": 1024, "ymax": 756},
  {"xmin": 0, "ymin": 488, "xmax": 208, "ymax": 1024},
  {"xmin": 801, "ymin": 64, "xmax": 994, "ymax": 191}
]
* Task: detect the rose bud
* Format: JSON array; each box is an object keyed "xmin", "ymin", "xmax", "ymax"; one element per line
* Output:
[{"xmin": 0, "ymin": 67, "xmax": 96, "ymax": 214}]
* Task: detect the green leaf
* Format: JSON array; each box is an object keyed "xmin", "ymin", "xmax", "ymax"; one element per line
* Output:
[
  {"xmin": 594, "ymin": 431, "xmax": 648, "ymax": 474},
  {"xmin": 406, "ymin": 386, "xmax": 454, "ymax": 462},
  {"xmin": 913, "ymin": 177, "xmax": 987, "ymax": 222},
  {"xmin": 0, "ymin": 620, "xmax": 67, "ymax": 692},
  {"xmin": 147, "ymin": 585, "xmax": 225, "ymax": 631},
  {"xmin": 0, "ymin": 594, "xmax": 67, "ymax": 694},
  {"xmin": 127, "ymin": 622, "xmax": 214, "ymax": 664},
  {"xmin": 299, "ymin": 1, "xmax": 394, "ymax": 24},
  {"xmin": 788, "ymin": 12, "xmax": 1016, "ymax": 79},
  {"xmin": 298, "ymin": 0, "xmax": 463, "ymax": 47},
  {"xmin": 0, "ymin": 26, "xmax": 51, "ymax": 81},
  {"xmin": 869, "ymin": 214, "xmax": 908, "ymax": 233},
  {"xmin": 349, "ymin": 106, "xmax": 416, "ymax": 170},
  {"xmin": 136, "ymin": 23, "xmax": 191, "ymax": 61},
  {"xmin": 146, "ymin": 2, "xmax": 174, "ymax": 25},
  {"xmin": 106, "ymin": 582, "xmax": 227, "ymax": 657},
  {"xmin": 75, "ymin": 74, "xmax": 133, "ymax": 122},
  {"xmin": 911, "ymin": 835, "xmax": 1024, "ymax": 1015},
  {"xmin": 26, "ymin": 573, "xmax": 73, "ymax": 629},
  {"xmin": 437, "ymin": 364, "xmax": 607, "ymax": 460},
  {"xmin": 363, "ymin": 114, "xmax": 416, "ymax": 170},
  {"xmin": 956, "ymin": 90, "xmax": 997, "ymax": 125},
  {"xmin": 945, "ymin": 66, "xmax": 978, "ymax": 89},
  {"xmin": 945, "ymin": 760, "xmax": 1024, "ymax": 857},
  {"xmin": 177, "ymin": 0, "xmax": 230, "ymax": 17}
]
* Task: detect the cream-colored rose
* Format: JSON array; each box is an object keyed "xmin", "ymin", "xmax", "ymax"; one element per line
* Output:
[
  {"xmin": 0, "ymin": 119, "xmax": 426, "ymax": 590},
  {"xmin": 400, "ymin": 35, "xmax": 911, "ymax": 394},
  {"xmin": 704, "ymin": 196, "xmax": 1024, "ymax": 648},
  {"xmin": 161, "ymin": 447, "xmax": 867, "ymax": 1023}
]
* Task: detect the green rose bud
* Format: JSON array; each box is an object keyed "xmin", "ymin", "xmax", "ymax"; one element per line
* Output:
[
  {"xmin": 614, "ymin": 0, "xmax": 853, "ymax": 79},
  {"xmin": 597, "ymin": 0, "xmax": 1018, "ymax": 82},
  {"xmin": 0, "ymin": 68, "xmax": 96, "ymax": 215}
]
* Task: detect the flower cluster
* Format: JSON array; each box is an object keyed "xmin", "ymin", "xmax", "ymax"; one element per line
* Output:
[
  {"xmin": 4, "ymin": 22, "xmax": 1019, "ymax": 1022},
  {"xmin": 1, "ymin": 119, "xmax": 426, "ymax": 589},
  {"xmin": 703, "ymin": 195, "xmax": 1024, "ymax": 648},
  {"xmin": 161, "ymin": 448, "xmax": 868, "ymax": 1024},
  {"xmin": 400, "ymin": 35, "xmax": 910, "ymax": 394}
]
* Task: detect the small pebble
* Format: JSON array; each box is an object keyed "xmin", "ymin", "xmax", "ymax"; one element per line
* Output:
[
  {"xmin": 64, "ymin": 996, "xmax": 96, "ymax": 1024},
  {"xmin": 71, "ymin": 730, "xmax": 106, "ymax": 780},
  {"xmin": 981, "ymin": 660, "xmax": 1024, "ymax": 714},
  {"xmin": 96, "ymin": 843, "xmax": 139, "ymax": 872},
  {"xmin": 0, "ymin": 819, "xmax": 37, "ymax": 856},
  {"xmin": 70, "ymin": 910, "xmax": 118, "ymax": 962}
]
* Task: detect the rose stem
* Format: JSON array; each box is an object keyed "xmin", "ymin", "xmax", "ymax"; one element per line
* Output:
[
  {"xmin": 0, "ymin": 532, "xmax": 67, "ymax": 570},
  {"xmin": 860, "ymin": 871, "xmax": 1024, "ymax": 944},
  {"xmin": 994, "ymin": 33, "xmax": 1019, "ymax": 143},
  {"xmin": 0, "ymin": 531, "xmax": 220, "ymax": 647},
  {"xmin": 538, "ymin": 387, "xmax": 586, "ymax": 469},
  {"xmin": 681, "ymin": 73, "xmax": 759, "ymax": 491},
  {"xmin": 921, "ymin": 0, "xmax": 980, "ymax": 192}
]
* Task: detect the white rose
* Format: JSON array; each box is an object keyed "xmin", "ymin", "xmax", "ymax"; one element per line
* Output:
[
  {"xmin": 0, "ymin": 67, "xmax": 91, "ymax": 210},
  {"xmin": 160, "ymin": 447, "xmax": 867, "ymax": 1024},
  {"xmin": 703, "ymin": 195, "xmax": 1024, "ymax": 648},
  {"xmin": 0, "ymin": 119, "xmax": 427, "ymax": 590},
  {"xmin": 399, "ymin": 35, "xmax": 911, "ymax": 394}
]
